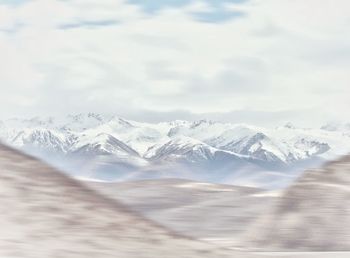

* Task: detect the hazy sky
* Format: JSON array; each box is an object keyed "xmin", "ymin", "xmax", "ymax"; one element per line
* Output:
[{"xmin": 0, "ymin": 0, "xmax": 349, "ymax": 126}]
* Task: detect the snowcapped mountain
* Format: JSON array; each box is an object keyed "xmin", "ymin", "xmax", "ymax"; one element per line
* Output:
[
  {"xmin": 11, "ymin": 128, "xmax": 69, "ymax": 154},
  {"xmin": 61, "ymin": 113, "xmax": 109, "ymax": 132},
  {"xmin": 0, "ymin": 114, "xmax": 350, "ymax": 188},
  {"xmin": 144, "ymin": 136, "xmax": 244, "ymax": 163},
  {"xmin": 72, "ymin": 133, "xmax": 139, "ymax": 157},
  {"xmin": 321, "ymin": 122, "xmax": 350, "ymax": 132},
  {"xmin": 164, "ymin": 120, "xmax": 343, "ymax": 165}
]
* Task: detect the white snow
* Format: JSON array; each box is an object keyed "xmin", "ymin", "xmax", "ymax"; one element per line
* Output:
[
  {"xmin": 175, "ymin": 182, "xmax": 235, "ymax": 192},
  {"xmin": 1, "ymin": 114, "xmax": 350, "ymax": 185}
]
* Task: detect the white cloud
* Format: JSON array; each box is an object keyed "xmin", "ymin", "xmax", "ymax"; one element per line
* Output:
[{"xmin": 0, "ymin": 0, "xmax": 349, "ymax": 126}]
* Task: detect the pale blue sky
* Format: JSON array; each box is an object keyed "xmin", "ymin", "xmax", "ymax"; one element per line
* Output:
[
  {"xmin": 127, "ymin": 0, "xmax": 247, "ymax": 22},
  {"xmin": 2, "ymin": 0, "xmax": 247, "ymax": 23},
  {"xmin": 127, "ymin": 0, "xmax": 246, "ymax": 12},
  {"xmin": 0, "ymin": 0, "xmax": 28, "ymax": 5}
]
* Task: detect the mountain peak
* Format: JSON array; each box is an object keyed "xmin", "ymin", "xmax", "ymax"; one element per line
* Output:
[
  {"xmin": 284, "ymin": 122, "xmax": 296, "ymax": 129},
  {"xmin": 321, "ymin": 122, "xmax": 350, "ymax": 132},
  {"xmin": 1, "ymin": 115, "xmax": 350, "ymax": 188}
]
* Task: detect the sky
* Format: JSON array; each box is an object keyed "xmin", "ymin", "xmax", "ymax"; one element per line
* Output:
[{"xmin": 0, "ymin": 0, "xmax": 349, "ymax": 127}]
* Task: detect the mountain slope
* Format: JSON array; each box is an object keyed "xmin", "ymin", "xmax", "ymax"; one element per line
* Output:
[
  {"xmin": 72, "ymin": 133, "xmax": 139, "ymax": 157},
  {"xmin": 144, "ymin": 136, "xmax": 243, "ymax": 163},
  {"xmin": 246, "ymin": 155, "xmax": 350, "ymax": 251},
  {"xmin": 87, "ymin": 179, "xmax": 279, "ymax": 247},
  {"xmin": 11, "ymin": 128, "xmax": 69, "ymax": 154},
  {"xmin": 0, "ymin": 144, "xmax": 234, "ymax": 258},
  {"xmin": 168, "ymin": 121, "xmax": 338, "ymax": 165}
]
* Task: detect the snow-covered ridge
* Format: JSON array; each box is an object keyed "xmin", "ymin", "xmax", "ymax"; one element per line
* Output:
[
  {"xmin": 1, "ymin": 114, "xmax": 350, "ymax": 187},
  {"xmin": 1, "ymin": 114, "xmax": 349, "ymax": 163}
]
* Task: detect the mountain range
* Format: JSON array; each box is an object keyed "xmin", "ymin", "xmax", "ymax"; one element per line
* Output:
[{"xmin": 1, "ymin": 113, "xmax": 350, "ymax": 188}]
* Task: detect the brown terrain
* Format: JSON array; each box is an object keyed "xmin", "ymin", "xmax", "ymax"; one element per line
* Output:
[
  {"xmin": 87, "ymin": 179, "xmax": 279, "ymax": 247},
  {"xmin": 1, "ymin": 142, "xmax": 350, "ymax": 258},
  {"xmin": 88, "ymin": 156, "xmax": 350, "ymax": 254},
  {"xmin": 246, "ymin": 156, "xmax": 350, "ymax": 251},
  {"xmin": 0, "ymin": 144, "xmax": 234, "ymax": 258}
]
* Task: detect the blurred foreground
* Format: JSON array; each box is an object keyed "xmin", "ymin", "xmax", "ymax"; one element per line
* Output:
[{"xmin": 0, "ymin": 143, "xmax": 349, "ymax": 257}]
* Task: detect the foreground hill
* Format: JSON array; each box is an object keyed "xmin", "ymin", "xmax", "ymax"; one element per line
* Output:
[
  {"xmin": 0, "ymin": 144, "xmax": 233, "ymax": 258},
  {"xmin": 246, "ymin": 155, "xmax": 350, "ymax": 251}
]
